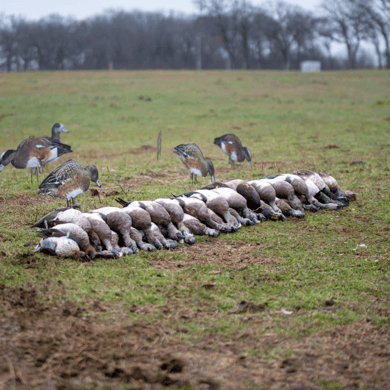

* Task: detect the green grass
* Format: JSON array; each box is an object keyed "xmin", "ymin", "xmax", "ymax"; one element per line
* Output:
[{"xmin": 0, "ymin": 69, "xmax": 389, "ymax": 345}]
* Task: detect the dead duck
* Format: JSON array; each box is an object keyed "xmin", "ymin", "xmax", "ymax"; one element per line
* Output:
[
  {"xmin": 33, "ymin": 236, "xmax": 81, "ymax": 258},
  {"xmin": 293, "ymin": 170, "xmax": 349, "ymax": 208},
  {"xmin": 149, "ymin": 223, "xmax": 179, "ymax": 249},
  {"xmin": 84, "ymin": 213, "xmax": 120, "ymax": 257},
  {"xmin": 176, "ymin": 189, "xmax": 240, "ymax": 231},
  {"xmin": 209, "ymin": 187, "xmax": 258, "ymax": 225},
  {"xmin": 171, "ymin": 196, "xmax": 230, "ymax": 233},
  {"xmin": 247, "ymin": 179, "xmax": 282, "ymax": 214},
  {"xmin": 107, "ymin": 203, "xmax": 165, "ymax": 250},
  {"xmin": 43, "ymin": 123, "xmax": 69, "ymax": 143},
  {"xmin": 275, "ymin": 198, "xmax": 304, "ymax": 218},
  {"xmin": 0, "ymin": 137, "xmax": 72, "ymax": 179},
  {"xmin": 89, "ymin": 206, "xmax": 157, "ymax": 252},
  {"xmin": 317, "ymin": 172, "xmax": 351, "ymax": 203},
  {"xmin": 266, "ymin": 174, "xmax": 324, "ymax": 211},
  {"xmin": 220, "ymin": 180, "xmax": 269, "ymax": 221},
  {"xmin": 174, "ymin": 143, "xmax": 216, "ymax": 183},
  {"xmin": 213, "ymin": 134, "xmax": 252, "ymax": 167},
  {"xmin": 266, "ymin": 179, "xmax": 305, "ymax": 218},
  {"xmin": 38, "ymin": 159, "xmax": 101, "ymax": 208},
  {"xmin": 32, "ymin": 208, "xmax": 92, "ymax": 232},
  {"xmin": 115, "ymin": 198, "xmax": 184, "ymax": 242},
  {"xmin": 182, "ymin": 213, "xmax": 220, "ymax": 237},
  {"xmin": 154, "ymin": 198, "xmax": 196, "ymax": 244},
  {"xmin": 37, "ymin": 222, "xmax": 96, "ymax": 258}
]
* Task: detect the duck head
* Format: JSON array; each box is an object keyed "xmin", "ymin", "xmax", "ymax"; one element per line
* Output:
[
  {"xmin": 52, "ymin": 122, "xmax": 69, "ymax": 135},
  {"xmin": 242, "ymin": 147, "xmax": 252, "ymax": 168},
  {"xmin": 0, "ymin": 149, "xmax": 17, "ymax": 172},
  {"xmin": 86, "ymin": 165, "xmax": 102, "ymax": 187}
]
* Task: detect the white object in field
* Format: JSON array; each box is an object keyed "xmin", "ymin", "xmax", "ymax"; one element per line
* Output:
[{"xmin": 300, "ymin": 61, "xmax": 321, "ymax": 72}]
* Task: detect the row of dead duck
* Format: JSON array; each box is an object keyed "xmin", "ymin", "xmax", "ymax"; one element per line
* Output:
[{"xmin": 32, "ymin": 170, "xmax": 355, "ymax": 259}]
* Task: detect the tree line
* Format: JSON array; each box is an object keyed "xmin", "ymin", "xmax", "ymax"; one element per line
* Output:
[{"xmin": 0, "ymin": 0, "xmax": 389, "ymax": 71}]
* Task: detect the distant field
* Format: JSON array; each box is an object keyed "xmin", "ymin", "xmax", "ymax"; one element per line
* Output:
[{"xmin": 0, "ymin": 70, "xmax": 389, "ymax": 389}]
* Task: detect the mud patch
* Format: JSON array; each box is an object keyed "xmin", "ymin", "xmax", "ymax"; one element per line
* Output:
[
  {"xmin": 1, "ymin": 284, "xmax": 389, "ymax": 390},
  {"xmin": 146, "ymin": 239, "xmax": 279, "ymax": 270}
]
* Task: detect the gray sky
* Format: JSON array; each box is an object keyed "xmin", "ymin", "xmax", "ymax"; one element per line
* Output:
[{"xmin": 1, "ymin": 0, "xmax": 319, "ymax": 20}]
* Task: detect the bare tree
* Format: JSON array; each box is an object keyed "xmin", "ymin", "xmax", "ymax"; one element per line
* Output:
[
  {"xmin": 360, "ymin": 0, "xmax": 390, "ymax": 68},
  {"xmin": 320, "ymin": 0, "xmax": 370, "ymax": 69}
]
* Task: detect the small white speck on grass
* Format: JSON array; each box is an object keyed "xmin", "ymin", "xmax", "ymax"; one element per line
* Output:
[
  {"xmin": 281, "ymin": 309, "xmax": 293, "ymax": 315},
  {"xmin": 375, "ymin": 260, "xmax": 379, "ymax": 262},
  {"xmin": 359, "ymin": 244, "xmax": 367, "ymax": 248},
  {"xmin": 110, "ymin": 169, "xmax": 115, "ymax": 172}
]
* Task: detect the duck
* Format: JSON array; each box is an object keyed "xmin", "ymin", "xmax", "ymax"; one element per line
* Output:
[
  {"xmin": 115, "ymin": 198, "xmax": 184, "ymax": 242},
  {"xmin": 0, "ymin": 137, "xmax": 72, "ymax": 180},
  {"xmin": 31, "ymin": 207, "xmax": 92, "ymax": 232},
  {"xmin": 213, "ymin": 134, "xmax": 252, "ymax": 168},
  {"xmin": 154, "ymin": 198, "xmax": 196, "ymax": 244},
  {"xmin": 43, "ymin": 123, "xmax": 69, "ymax": 143},
  {"xmin": 38, "ymin": 159, "xmax": 101, "ymax": 208},
  {"xmin": 174, "ymin": 143, "xmax": 216, "ymax": 183},
  {"xmin": 265, "ymin": 178, "xmax": 305, "ymax": 217},
  {"xmin": 293, "ymin": 170, "xmax": 349, "ymax": 208},
  {"xmin": 209, "ymin": 187, "xmax": 258, "ymax": 225},
  {"xmin": 36, "ymin": 222, "xmax": 96, "ymax": 258},
  {"xmin": 317, "ymin": 172, "xmax": 351, "ymax": 203},
  {"xmin": 84, "ymin": 213, "xmax": 120, "ymax": 257},
  {"xmin": 98, "ymin": 203, "xmax": 164, "ymax": 250},
  {"xmin": 88, "ymin": 206, "xmax": 158, "ymax": 251},
  {"xmin": 170, "ymin": 196, "xmax": 230, "ymax": 233},
  {"xmin": 182, "ymin": 213, "xmax": 220, "ymax": 237},
  {"xmin": 176, "ymin": 189, "xmax": 240, "ymax": 231},
  {"xmin": 247, "ymin": 179, "xmax": 283, "ymax": 214},
  {"xmin": 33, "ymin": 236, "xmax": 82, "ymax": 258}
]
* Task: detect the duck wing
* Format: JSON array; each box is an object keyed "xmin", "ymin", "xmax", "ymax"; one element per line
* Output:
[{"xmin": 39, "ymin": 159, "xmax": 82, "ymax": 188}]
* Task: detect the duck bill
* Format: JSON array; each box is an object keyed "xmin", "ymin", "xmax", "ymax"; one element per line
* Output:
[
  {"xmin": 96, "ymin": 180, "xmax": 102, "ymax": 188},
  {"xmin": 62, "ymin": 127, "xmax": 69, "ymax": 133},
  {"xmin": 248, "ymin": 161, "xmax": 252, "ymax": 168},
  {"xmin": 211, "ymin": 175, "xmax": 216, "ymax": 183},
  {"xmin": 0, "ymin": 164, "xmax": 4, "ymax": 172}
]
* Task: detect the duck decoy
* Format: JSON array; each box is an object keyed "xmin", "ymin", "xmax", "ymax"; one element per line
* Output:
[
  {"xmin": 174, "ymin": 143, "xmax": 215, "ymax": 183},
  {"xmin": 38, "ymin": 159, "xmax": 101, "ymax": 208},
  {"xmin": 43, "ymin": 123, "xmax": 69, "ymax": 143},
  {"xmin": 213, "ymin": 134, "xmax": 252, "ymax": 168},
  {"xmin": 0, "ymin": 137, "xmax": 73, "ymax": 181}
]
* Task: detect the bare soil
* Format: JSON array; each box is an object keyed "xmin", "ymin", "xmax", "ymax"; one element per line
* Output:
[{"xmin": 1, "ymin": 244, "xmax": 389, "ymax": 390}]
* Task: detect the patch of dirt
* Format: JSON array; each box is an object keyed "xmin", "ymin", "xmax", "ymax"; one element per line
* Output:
[
  {"xmin": 1, "ymin": 283, "xmax": 389, "ymax": 389},
  {"xmin": 146, "ymin": 239, "xmax": 280, "ymax": 270},
  {"xmin": 0, "ymin": 193, "xmax": 55, "ymax": 208}
]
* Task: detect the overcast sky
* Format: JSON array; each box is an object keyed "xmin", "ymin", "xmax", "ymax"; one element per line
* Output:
[{"xmin": 1, "ymin": 0, "xmax": 320, "ymax": 20}]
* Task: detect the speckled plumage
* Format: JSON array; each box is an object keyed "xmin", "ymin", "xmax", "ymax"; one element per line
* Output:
[
  {"xmin": 174, "ymin": 143, "xmax": 215, "ymax": 183},
  {"xmin": 39, "ymin": 159, "xmax": 101, "ymax": 207}
]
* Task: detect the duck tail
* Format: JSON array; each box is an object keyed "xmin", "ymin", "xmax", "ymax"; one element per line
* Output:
[{"xmin": 115, "ymin": 197, "xmax": 131, "ymax": 207}]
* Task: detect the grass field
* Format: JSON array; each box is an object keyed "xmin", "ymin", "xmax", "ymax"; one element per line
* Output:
[{"xmin": 0, "ymin": 69, "xmax": 389, "ymax": 389}]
